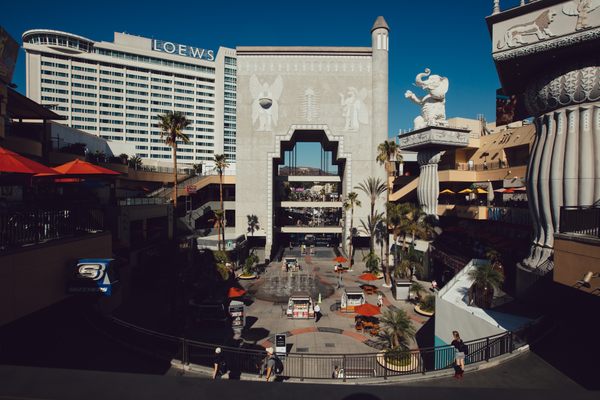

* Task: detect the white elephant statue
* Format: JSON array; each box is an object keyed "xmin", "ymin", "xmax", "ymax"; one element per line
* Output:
[{"xmin": 405, "ymin": 68, "xmax": 449, "ymax": 130}]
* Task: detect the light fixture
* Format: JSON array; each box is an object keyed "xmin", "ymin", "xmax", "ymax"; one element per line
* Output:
[{"xmin": 574, "ymin": 271, "xmax": 599, "ymax": 289}]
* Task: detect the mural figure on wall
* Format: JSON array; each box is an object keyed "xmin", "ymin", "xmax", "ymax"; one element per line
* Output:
[
  {"xmin": 496, "ymin": 9, "xmax": 556, "ymax": 49},
  {"xmin": 563, "ymin": 0, "xmax": 600, "ymax": 30},
  {"xmin": 339, "ymin": 87, "xmax": 368, "ymax": 131},
  {"xmin": 250, "ymin": 75, "xmax": 283, "ymax": 131}
]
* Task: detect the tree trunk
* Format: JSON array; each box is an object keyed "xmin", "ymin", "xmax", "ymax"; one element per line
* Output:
[
  {"xmin": 219, "ymin": 172, "xmax": 224, "ymax": 251},
  {"xmin": 172, "ymin": 144, "xmax": 178, "ymax": 208},
  {"xmin": 349, "ymin": 207, "xmax": 354, "ymax": 266}
]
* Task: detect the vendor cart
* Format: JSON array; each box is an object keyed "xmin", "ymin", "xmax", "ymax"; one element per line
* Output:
[
  {"xmin": 341, "ymin": 287, "xmax": 365, "ymax": 313},
  {"xmin": 286, "ymin": 291, "xmax": 315, "ymax": 319}
]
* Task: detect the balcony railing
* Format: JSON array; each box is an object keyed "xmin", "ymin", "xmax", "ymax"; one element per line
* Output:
[
  {"xmin": 559, "ymin": 206, "xmax": 600, "ymax": 238},
  {"xmin": 440, "ymin": 160, "xmax": 511, "ymax": 172},
  {"xmin": 0, "ymin": 207, "xmax": 105, "ymax": 251}
]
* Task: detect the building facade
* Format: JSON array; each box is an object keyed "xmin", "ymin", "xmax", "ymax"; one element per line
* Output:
[
  {"xmin": 235, "ymin": 17, "xmax": 390, "ymax": 258},
  {"xmin": 22, "ymin": 30, "xmax": 237, "ymax": 166}
]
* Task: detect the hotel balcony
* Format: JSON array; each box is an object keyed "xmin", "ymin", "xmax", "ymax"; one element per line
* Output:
[
  {"xmin": 554, "ymin": 206, "xmax": 600, "ymax": 295},
  {"xmin": 437, "ymin": 204, "xmax": 530, "ymax": 225}
]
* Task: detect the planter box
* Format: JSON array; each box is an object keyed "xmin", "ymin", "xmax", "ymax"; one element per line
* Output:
[{"xmin": 392, "ymin": 279, "xmax": 411, "ymax": 301}]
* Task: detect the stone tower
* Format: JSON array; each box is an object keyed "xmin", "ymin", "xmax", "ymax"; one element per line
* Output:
[{"xmin": 371, "ymin": 16, "xmax": 390, "ymax": 178}]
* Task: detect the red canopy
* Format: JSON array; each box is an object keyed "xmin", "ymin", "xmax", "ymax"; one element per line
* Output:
[
  {"xmin": 228, "ymin": 287, "xmax": 246, "ymax": 298},
  {"xmin": 333, "ymin": 256, "xmax": 348, "ymax": 263},
  {"xmin": 51, "ymin": 159, "xmax": 121, "ymax": 176},
  {"xmin": 359, "ymin": 273, "xmax": 379, "ymax": 281},
  {"xmin": 354, "ymin": 303, "xmax": 381, "ymax": 316},
  {"xmin": 0, "ymin": 146, "xmax": 57, "ymax": 174}
]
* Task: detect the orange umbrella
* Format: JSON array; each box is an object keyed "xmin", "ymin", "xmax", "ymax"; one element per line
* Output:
[
  {"xmin": 354, "ymin": 303, "xmax": 381, "ymax": 316},
  {"xmin": 0, "ymin": 146, "xmax": 57, "ymax": 174},
  {"xmin": 333, "ymin": 256, "xmax": 348, "ymax": 263},
  {"xmin": 359, "ymin": 273, "xmax": 379, "ymax": 281},
  {"xmin": 228, "ymin": 287, "xmax": 246, "ymax": 298},
  {"xmin": 51, "ymin": 159, "xmax": 121, "ymax": 176}
]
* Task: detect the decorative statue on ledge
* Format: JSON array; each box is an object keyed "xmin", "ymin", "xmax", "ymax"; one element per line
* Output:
[{"xmin": 405, "ymin": 68, "xmax": 449, "ymax": 130}]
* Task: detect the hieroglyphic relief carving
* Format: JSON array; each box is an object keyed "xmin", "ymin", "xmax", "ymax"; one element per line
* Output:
[
  {"xmin": 339, "ymin": 87, "xmax": 368, "ymax": 131},
  {"xmin": 496, "ymin": 9, "xmax": 557, "ymax": 49},
  {"xmin": 249, "ymin": 75, "xmax": 283, "ymax": 131},
  {"xmin": 563, "ymin": 0, "xmax": 600, "ymax": 30}
]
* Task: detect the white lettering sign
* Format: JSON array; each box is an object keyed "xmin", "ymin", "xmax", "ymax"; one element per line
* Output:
[{"xmin": 152, "ymin": 39, "xmax": 215, "ymax": 61}]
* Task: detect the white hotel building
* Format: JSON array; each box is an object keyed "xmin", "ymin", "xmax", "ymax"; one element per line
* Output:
[{"xmin": 22, "ymin": 30, "xmax": 237, "ymax": 165}]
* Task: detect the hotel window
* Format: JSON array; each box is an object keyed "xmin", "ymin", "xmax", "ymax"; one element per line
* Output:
[
  {"xmin": 100, "ymin": 111, "xmax": 124, "ymax": 116},
  {"xmin": 100, "ymin": 119, "xmax": 123, "ymax": 124},
  {"xmin": 72, "ymin": 74, "xmax": 96, "ymax": 81},
  {"xmin": 42, "ymin": 96, "xmax": 68, "ymax": 103},
  {"xmin": 100, "ymin": 78, "xmax": 123, "ymax": 85},
  {"xmin": 72, "ymin": 82, "xmax": 97, "ymax": 89},
  {"xmin": 126, "ymin": 105, "xmax": 148, "ymax": 111},
  {"xmin": 41, "ymin": 78, "xmax": 68, "ymax": 86},
  {"xmin": 197, "ymin": 98, "xmax": 215, "ymax": 104},
  {"xmin": 42, "ymin": 70, "xmax": 68, "ymax": 77},
  {"xmin": 100, "ymin": 70, "xmax": 123, "ymax": 77},
  {"xmin": 100, "ymin": 103, "xmax": 123, "ymax": 108},
  {"xmin": 73, "ymin": 108, "xmax": 96, "ymax": 114},
  {"xmin": 72, "ymin": 116, "xmax": 97, "ymax": 122},
  {"xmin": 72, "ymin": 91, "xmax": 96, "ymax": 97},
  {"xmin": 126, "ymin": 97, "xmax": 147, "ymax": 103},
  {"xmin": 126, "ymin": 90, "xmax": 148, "ymax": 96},
  {"xmin": 127, "ymin": 81, "xmax": 148, "ymax": 88},
  {"xmin": 73, "ymin": 99, "xmax": 96, "ymax": 106},
  {"xmin": 72, "ymin": 65, "xmax": 97, "ymax": 73},
  {"xmin": 100, "ymin": 86, "xmax": 123, "ymax": 93},
  {"xmin": 196, "ymin": 84, "xmax": 214, "ymax": 90},
  {"xmin": 100, "ymin": 94, "xmax": 123, "ymax": 100}
]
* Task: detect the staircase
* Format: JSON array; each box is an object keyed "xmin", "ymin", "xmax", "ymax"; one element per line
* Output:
[
  {"xmin": 179, "ymin": 200, "xmax": 235, "ymax": 232},
  {"xmin": 389, "ymin": 176, "xmax": 419, "ymax": 202},
  {"xmin": 147, "ymin": 174, "xmax": 234, "ymax": 200}
]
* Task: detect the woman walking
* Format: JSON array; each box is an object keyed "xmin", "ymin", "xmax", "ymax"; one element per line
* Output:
[{"xmin": 451, "ymin": 331, "xmax": 466, "ymax": 379}]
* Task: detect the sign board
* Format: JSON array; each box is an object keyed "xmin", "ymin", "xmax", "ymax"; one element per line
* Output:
[
  {"xmin": 229, "ymin": 300, "xmax": 245, "ymax": 330},
  {"xmin": 185, "ymin": 185, "xmax": 197, "ymax": 194},
  {"xmin": 152, "ymin": 39, "xmax": 214, "ymax": 61},
  {"xmin": 275, "ymin": 334, "xmax": 286, "ymax": 356},
  {"xmin": 67, "ymin": 259, "xmax": 118, "ymax": 297}
]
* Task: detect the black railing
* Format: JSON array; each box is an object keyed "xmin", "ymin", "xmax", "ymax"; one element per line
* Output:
[
  {"xmin": 0, "ymin": 207, "xmax": 105, "ymax": 251},
  {"xmin": 99, "ymin": 314, "xmax": 539, "ymax": 381},
  {"xmin": 559, "ymin": 206, "xmax": 600, "ymax": 238}
]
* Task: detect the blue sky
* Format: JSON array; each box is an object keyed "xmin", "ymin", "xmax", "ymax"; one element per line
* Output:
[{"xmin": 3, "ymin": 0, "xmax": 525, "ymax": 167}]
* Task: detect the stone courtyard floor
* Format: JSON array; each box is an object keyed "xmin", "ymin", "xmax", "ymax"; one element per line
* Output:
[{"xmin": 236, "ymin": 247, "xmax": 430, "ymax": 354}]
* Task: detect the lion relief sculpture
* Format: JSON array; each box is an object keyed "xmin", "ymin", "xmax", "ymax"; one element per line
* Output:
[{"xmin": 497, "ymin": 9, "xmax": 557, "ymax": 49}]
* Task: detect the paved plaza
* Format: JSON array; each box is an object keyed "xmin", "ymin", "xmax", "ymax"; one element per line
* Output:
[{"xmin": 236, "ymin": 247, "xmax": 430, "ymax": 354}]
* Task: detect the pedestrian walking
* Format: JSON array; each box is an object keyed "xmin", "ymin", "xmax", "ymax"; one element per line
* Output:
[
  {"xmin": 213, "ymin": 347, "xmax": 227, "ymax": 379},
  {"xmin": 265, "ymin": 347, "xmax": 283, "ymax": 382},
  {"xmin": 451, "ymin": 331, "xmax": 467, "ymax": 379},
  {"xmin": 377, "ymin": 292, "xmax": 383, "ymax": 307},
  {"xmin": 258, "ymin": 352, "xmax": 269, "ymax": 378},
  {"xmin": 314, "ymin": 303, "xmax": 322, "ymax": 322}
]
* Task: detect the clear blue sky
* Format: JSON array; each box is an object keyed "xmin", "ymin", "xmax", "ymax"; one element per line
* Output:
[{"xmin": 3, "ymin": 0, "xmax": 524, "ymax": 167}]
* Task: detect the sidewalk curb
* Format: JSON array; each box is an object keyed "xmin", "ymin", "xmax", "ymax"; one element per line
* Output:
[{"xmin": 170, "ymin": 344, "xmax": 530, "ymax": 385}]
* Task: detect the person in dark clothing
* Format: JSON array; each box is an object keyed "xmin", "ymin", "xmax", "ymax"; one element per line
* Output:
[
  {"xmin": 213, "ymin": 347, "xmax": 227, "ymax": 379},
  {"xmin": 451, "ymin": 331, "xmax": 466, "ymax": 379}
]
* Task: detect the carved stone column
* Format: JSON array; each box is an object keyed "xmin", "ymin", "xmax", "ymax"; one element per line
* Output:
[
  {"xmin": 417, "ymin": 150, "xmax": 444, "ymax": 217},
  {"xmin": 520, "ymin": 65, "xmax": 600, "ymax": 273}
]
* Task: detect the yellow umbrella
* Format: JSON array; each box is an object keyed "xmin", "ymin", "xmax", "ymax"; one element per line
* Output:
[
  {"xmin": 458, "ymin": 188, "xmax": 473, "ymax": 194},
  {"xmin": 475, "ymin": 188, "xmax": 488, "ymax": 194},
  {"xmin": 440, "ymin": 189, "xmax": 455, "ymax": 194}
]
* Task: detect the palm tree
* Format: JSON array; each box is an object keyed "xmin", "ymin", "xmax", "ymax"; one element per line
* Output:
[
  {"xmin": 377, "ymin": 140, "xmax": 403, "ymax": 287},
  {"xmin": 379, "ymin": 308, "xmax": 415, "ymax": 350},
  {"xmin": 213, "ymin": 154, "xmax": 229, "ymax": 251},
  {"xmin": 343, "ymin": 191, "xmax": 361, "ymax": 264},
  {"xmin": 355, "ymin": 177, "xmax": 386, "ymax": 253},
  {"xmin": 157, "ymin": 111, "xmax": 191, "ymax": 208},
  {"xmin": 214, "ymin": 209, "xmax": 225, "ymax": 250},
  {"xmin": 247, "ymin": 214, "xmax": 259, "ymax": 236},
  {"xmin": 468, "ymin": 263, "xmax": 505, "ymax": 308},
  {"xmin": 402, "ymin": 203, "xmax": 433, "ymax": 251},
  {"xmin": 410, "ymin": 281, "xmax": 425, "ymax": 302},
  {"xmin": 375, "ymin": 219, "xmax": 387, "ymax": 272}
]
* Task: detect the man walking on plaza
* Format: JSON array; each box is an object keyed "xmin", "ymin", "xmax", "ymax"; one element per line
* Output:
[{"xmin": 314, "ymin": 303, "xmax": 322, "ymax": 322}]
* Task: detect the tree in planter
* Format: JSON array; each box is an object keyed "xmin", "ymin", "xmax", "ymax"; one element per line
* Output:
[
  {"xmin": 343, "ymin": 191, "xmax": 361, "ymax": 265},
  {"xmin": 410, "ymin": 281, "xmax": 425, "ymax": 303},
  {"xmin": 379, "ymin": 308, "xmax": 416, "ymax": 350},
  {"xmin": 468, "ymin": 263, "xmax": 504, "ymax": 308},
  {"xmin": 363, "ymin": 251, "xmax": 381, "ymax": 275},
  {"xmin": 485, "ymin": 248, "xmax": 504, "ymax": 277},
  {"xmin": 419, "ymin": 294, "xmax": 436, "ymax": 313},
  {"xmin": 355, "ymin": 177, "xmax": 386, "ymax": 254},
  {"xmin": 213, "ymin": 154, "xmax": 229, "ymax": 251},
  {"xmin": 242, "ymin": 253, "xmax": 259, "ymax": 276},
  {"xmin": 213, "ymin": 250, "xmax": 231, "ymax": 281},
  {"xmin": 394, "ymin": 244, "xmax": 421, "ymax": 280},
  {"xmin": 360, "ymin": 212, "xmax": 384, "ymax": 274},
  {"xmin": 192, "ymin": 163, "xmax": 203, "ymax": 176},
  {"xmin": 247, "ymin": 214, "xmax": 259, "ymax": 237},
  {"xmin": 118, "ymin": 153, "xmax": 129, "ymax": 165},
  {"xmin": 157, "ymin": 111, "xmax": 191, "ymax": 208}
]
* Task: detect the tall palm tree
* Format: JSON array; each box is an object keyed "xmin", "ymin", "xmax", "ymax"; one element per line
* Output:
[
  {"xmin": 377, "ymin": 140, "xmax": 403, "ymax": 287},
  {"xmin": 343, "ymin": 191, "xmax": 361, "ymax": 264},
  {"xmin": 468, "ymin": 263, "xmax": 504, "ymax": 308},
  {"xmin": 379, "ymin": 308, "xmax": 415, "ymax": 350},
  {"xmin": 157, "ymin": 111, "xmax": 191, "ymax": 208},
  {"xmin": 355, "ymin": 177, "xmax": 386, "ymax": 253},
  {"xmin": 213, "ymin": 154, "xmax": 229, "ymax": 251},
  {"xmin": 247, "ymin": 214, "xmax": 259, "ymax": 236}
]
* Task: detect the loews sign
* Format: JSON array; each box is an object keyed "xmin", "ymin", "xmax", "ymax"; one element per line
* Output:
[{"xmin": 152, "ymin": 39, "xmax": 214, "ymax": 61}]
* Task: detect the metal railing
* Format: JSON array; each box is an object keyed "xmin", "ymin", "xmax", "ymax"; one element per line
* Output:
[
  {"xmin": 440, "ymin": 160, "xmax": 511, "ymax": 172},
  {"xmin": 559, "ymin": 206, "xmax": 600, "ymax": 238},
  {"xmin": 97, "ymin": 313, "xmax": 539, "ymax": 381},
  {"xmin": 0, "ymin": 207, "xmax": 105, "ymax": 251},
  {"xmin": 118, "ymin": 197, "xmax": 167, "ymax": 206}
]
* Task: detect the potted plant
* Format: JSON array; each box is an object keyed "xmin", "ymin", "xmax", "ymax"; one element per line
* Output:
[
  {"xmin": 239, "ymin": 253, "xmax": 259, "ymax": 280},
  {"xmin": 392, "ymin": 245, "xmax": 419, "ymax": 301},
  {"xmin": 415, "ymin": 294, "xmax": 435, "ymax": 316}
]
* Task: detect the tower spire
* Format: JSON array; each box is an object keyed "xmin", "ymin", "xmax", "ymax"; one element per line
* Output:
[{"xmin": 371, "ymin": 16, "xmax": 389, "ymax": 32}]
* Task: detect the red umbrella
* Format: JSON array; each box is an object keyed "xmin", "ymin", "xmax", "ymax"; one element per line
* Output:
[
  {"xmin": 228, "ymin": 287, "xmax": 246, "ymax": 298},
  {"xmin": 0, "ymin": 146, "xmax": 57, "ymax": 174},
  {"xmin": 354, "ymin": 303, "xmax": 381, "ymax": 316},
  {"xmin": 333, "ymin": 256, "xmax": 348, "ymax": 263},
  {"xmin": 359, "ymin": 273, "xmax": 379, "ymax": 281},
  {"xmin": 51, "ymin": 159, "xmax": 121, "ymax": 176}
]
